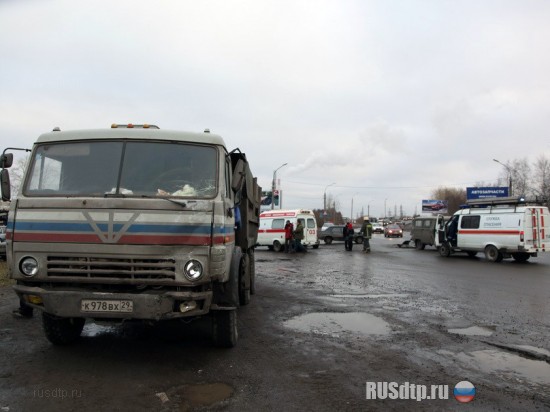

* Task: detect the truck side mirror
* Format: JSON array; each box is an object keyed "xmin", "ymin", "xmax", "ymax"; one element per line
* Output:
[
  {"xmin": 1, "ymin": 169, "xmax": 11, "ymax": 201},
  {"xmin": 0, "ymin": 153, "xmax": 13, "ymax": 168}
]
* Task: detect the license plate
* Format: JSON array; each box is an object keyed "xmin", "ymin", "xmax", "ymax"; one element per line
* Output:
[{"xmin": 81, "ymin": 299, "xmax": 133, "ymax": 313}]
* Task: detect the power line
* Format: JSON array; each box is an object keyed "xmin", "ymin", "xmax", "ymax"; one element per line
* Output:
[{"xmin": 284, "ymin": 179, "xmax": 493, "ymax": 190}]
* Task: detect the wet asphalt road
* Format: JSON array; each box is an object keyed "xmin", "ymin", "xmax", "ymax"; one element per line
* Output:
[{"xmin": 0, "ymin": 233, "xmax": 549, "ymax": 411}]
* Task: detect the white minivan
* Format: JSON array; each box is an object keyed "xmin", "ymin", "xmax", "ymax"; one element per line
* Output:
[
  {"xmin": 258, "ymin": 209, "xmax": 320, "ymax": 251},
  {"xmin": 437, "ymin": 197, "xmax": 549, "ymax": 262}
]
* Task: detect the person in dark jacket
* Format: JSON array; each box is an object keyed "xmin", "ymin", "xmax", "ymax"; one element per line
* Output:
[
  {"xmin": 343, "ymin": 221, "xmax": 354, "ymax": 251},
  {"xmin": 284, "ymin": 220, "xmax": 294, "ymax": 253}
]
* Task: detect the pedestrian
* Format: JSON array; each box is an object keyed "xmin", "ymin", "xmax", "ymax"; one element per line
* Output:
[
  {"xmin": 293, "ymin": 219, "xmax": 306, "ymax": 252},
  {"xmin": 343, "ymin": 221, "xmax": 354, "ymax": 251},
  {"xmin": 360, "ymin": 218, "xmax": 373, "ymax": 253},
  {"xmin": 284, "ymin": 220, "xmax": 294, "ymax": 253}
]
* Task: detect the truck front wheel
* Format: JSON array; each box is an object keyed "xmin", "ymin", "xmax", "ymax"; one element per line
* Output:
[
  {"xmin": 239, "ymin": 253, "xmax": 251, "ymax": 306},
  {"xmin": 485, "ymin": 245, "xmax": 503, "ymax": 262},
  {"xmin": 212, "ymin": 310, "xmax": 238, "ymax": 348},
  {"xmin": 273, "ymin": 240, "xmax": 283, "ymax": 252},
  {"xmin": 439, "ymin": 242, "xmax": 451, "ymax": 257},
  {"xmin": 248, "ymin": 249, "xmax": 256, "ymax": 295},
  {"xmin": 42, "ymin": 313, "xmax": 85, "ymax": 345}
]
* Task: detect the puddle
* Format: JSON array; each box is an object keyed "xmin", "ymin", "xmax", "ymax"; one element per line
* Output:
[
  {"xmin": 284, "ymin": 312, "xmax": 391, "ymax": 337},
  {"xmin": 330, "ymin": 294, "xmax": 409, "ymax": 299},
  {"xmin": 180, "ymin": 383, "xmax": 233, "ymax": 407},
  {"xmin": 448, "ymin": 326, "xmax": 494, "ymax": 337},
  {"xmin": 456, "ymin": 350, "xmax": 550, "ymax": 385},
  {"xmin": 82, "ymin": 323, "xmax": 119, "ymax": 337},
  {"xmin": 512, "ymin": 345, "xmax": 550, "ymax": 358}
]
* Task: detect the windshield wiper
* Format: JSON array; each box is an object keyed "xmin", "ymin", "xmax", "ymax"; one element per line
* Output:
[{"xmin": 138, "ymin": 194, "xmax": 187, "ymax": 208}]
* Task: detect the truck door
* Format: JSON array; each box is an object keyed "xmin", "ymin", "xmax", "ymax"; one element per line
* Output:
[
  {"xmin": 434, "ymin": 214, "xmax": 446, "ymax": 247},
  {"xmin": 305, "ymin": 217, "xmax": 317, "ymax": 245},
  {"xmin": 527, "ymin": 207, "xmax": 547, "ymax": 249}
]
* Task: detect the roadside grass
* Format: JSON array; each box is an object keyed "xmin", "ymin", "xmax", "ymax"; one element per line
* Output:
[{"xmin": 0, "ymin": 261, "xmax": 13, "ymax": 286}]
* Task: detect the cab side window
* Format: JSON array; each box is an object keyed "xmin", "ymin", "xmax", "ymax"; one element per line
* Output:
[
  {"xmin": 272, "ymin": 219, "xmax": 284, "ymax": 229},
  {"xmin": 461, "ymin": 216, "xmax": 480, "ymax": 229}
]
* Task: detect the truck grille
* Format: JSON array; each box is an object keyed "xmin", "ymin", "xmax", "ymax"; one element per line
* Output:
[{"xmin": 46, "ymin": 256, "xmax": 176, "ymax": 281}]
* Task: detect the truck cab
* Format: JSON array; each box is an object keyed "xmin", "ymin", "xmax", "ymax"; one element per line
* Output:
[{"xmin": 1, "ymin": 124, "xmax": 261, "ymax": 347}]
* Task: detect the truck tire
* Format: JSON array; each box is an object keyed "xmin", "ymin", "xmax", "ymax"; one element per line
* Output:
[
  {"xmin": 248, "ymin": 249, "xmax": 256, "ymax": 295},
  {"xmin": 415, "ymin": 239, "xmax": 425, "ymax": 250},
  {"xmin": 324, "ymin": 237, "xmax": 333, "ymax": 244},
  {"xmin": 439, "ymin": 242, "xmax": 451, "ymax": 257},
  {"xmin": 512, "ymin": 253, "xmax": 530, "ymax": 263},
  {"xmin": 239, "ymin": 253, "xmax": 251, "ymax": 306},
  {"xmin": 484, "ymin": 245, "xmax": 503, "ymax": 262},
  {"xmin": 212, "ymin": 309, "xmax": 238, "ymax": 348},
  {"xmin": 273, "ymin": 240, "xmax": 283, "ymax": 252},
  {"xmin": 42, "ymin": 313, "xmax": 85, "ymax": 345},
  {"xmin": 355, "ymin": 236, "xmax": 364, "ymax": 244}
]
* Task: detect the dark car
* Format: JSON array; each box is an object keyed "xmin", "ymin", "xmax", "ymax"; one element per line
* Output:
[
  {"xmin": 320, "ymin": 225, "xmax": 364, "ymax": 244},
  {"xmin": 384, "ymin": 224, "xmax": 403, "ymax": 238}
]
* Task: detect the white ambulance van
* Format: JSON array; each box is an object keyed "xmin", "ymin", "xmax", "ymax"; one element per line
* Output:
[
  {"xmin": 258, "ymin": 209, "xmax": 320, "ymax": 251},
  {"xmin": 437, "ymin": 197, "xmax": 549, "ymax": 262}
]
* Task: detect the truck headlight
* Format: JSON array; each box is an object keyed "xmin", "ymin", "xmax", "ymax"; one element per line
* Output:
[
  {"xmin": 184, "ymin": 260, "xmax": 203, "ymax": 281},
  {"xmin": 20, "ymin": 257, "xmax": 39, "ymax": 277}
]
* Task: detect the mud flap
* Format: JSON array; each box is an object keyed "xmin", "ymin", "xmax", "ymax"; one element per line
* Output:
[{"xmin": 213, "ymin": 247, "xmax": 241, "ymax": 308}]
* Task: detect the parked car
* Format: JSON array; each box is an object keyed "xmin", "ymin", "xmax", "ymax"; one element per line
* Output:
[
  {"xmin": 384, "ymin": 224, "xmax": 403, "ymax": 238},
  {"xmin": 320, "ymin": 225, "xmax": 364, "ymax": 244},
  {"xmin": 372, "ymin": 224, "xmax": 384, "ymax": 234}
]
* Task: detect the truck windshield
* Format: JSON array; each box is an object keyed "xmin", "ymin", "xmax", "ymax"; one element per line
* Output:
[{"xmin": 24, "ymin": 140, "xmax": 218, "ymax": 198}]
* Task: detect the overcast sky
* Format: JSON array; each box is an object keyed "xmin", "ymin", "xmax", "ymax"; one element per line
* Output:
[{"xmin": 1, "ymin": 0, "xmax": 549, "ymax": 218}]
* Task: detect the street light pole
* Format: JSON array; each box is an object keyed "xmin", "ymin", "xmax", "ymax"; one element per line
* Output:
[
  {"xmin": 271, "ymin": 163, "xmax": 288, "ymax": 210},
  {"xmin": 368, "ymin": 200, "xmax": 373, "ymax": 218},
  {"xmin": 351, "ymin": 192, "xmax": 358, "ymax": 222},
  {"xmin": 324, "ymin": 182, "xmax": 336, "ymax": 211},
  {"xmin": 493, "ymin": 159, "xmax": 513, "ymax": 196},
  {"xmin": 384, "ymin": 198, "xmax": 387, "ymax": 219}
]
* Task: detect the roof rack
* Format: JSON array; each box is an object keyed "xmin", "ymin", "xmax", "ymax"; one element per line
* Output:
[
  {"xmin": 466, "ymin": 196, "xmax": 526, "ymax": 207},
  {"xmin": 111, "ymin": 124, "xmax": 159, "ymax": 129}
]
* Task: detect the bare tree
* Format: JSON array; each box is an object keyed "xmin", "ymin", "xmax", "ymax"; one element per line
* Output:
[
  {"xmin": 431, "ymin": 186, "xmax": 467, "ymax": 214},
  {"xmin": 532, "ymin": 155, "xmax": 550, "ymax": 205},
  {"xmin": 497, "ymin": 158, "xmax": 530, "ymax": 196}
]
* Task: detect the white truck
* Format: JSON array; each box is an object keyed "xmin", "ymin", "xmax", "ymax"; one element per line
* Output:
[
  {"xmin": 0, "ymin": 124, "xmax": 261, "ymax": 347},
  {"xmin": 436, "ymin": 197, "xmax": 549, "ymax": 262}
]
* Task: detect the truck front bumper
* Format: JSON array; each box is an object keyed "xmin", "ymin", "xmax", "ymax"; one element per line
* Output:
[{"xmin": 13, "ymin": 285, "xmax": 213, "ymax": 320}]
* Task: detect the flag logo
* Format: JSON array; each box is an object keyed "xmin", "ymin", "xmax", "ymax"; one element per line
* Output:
[{"xmin": 454, "ymin": 381, "xmax": 475, "ymax": 403}]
